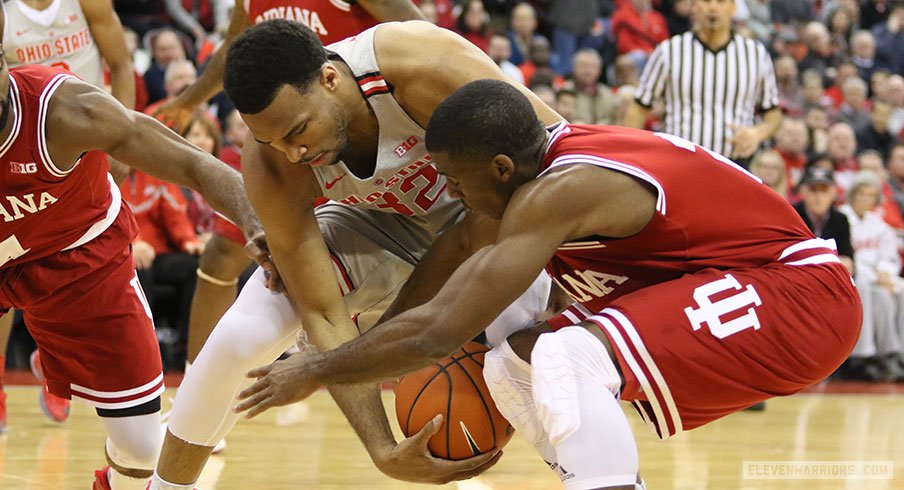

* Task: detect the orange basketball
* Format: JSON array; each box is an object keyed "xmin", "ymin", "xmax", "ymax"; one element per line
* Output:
[{"xmin": 395, "ymin": 341, "xmax": 514, "ymax": 460}]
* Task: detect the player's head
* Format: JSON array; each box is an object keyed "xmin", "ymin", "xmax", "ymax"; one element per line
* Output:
[
  {"xmin": 426, "ymin": 79, "xmax": 546, "ymax": 219},
  {"xmin": 224, "ymin": 20, "xmax": 347, "ymax": 166}
]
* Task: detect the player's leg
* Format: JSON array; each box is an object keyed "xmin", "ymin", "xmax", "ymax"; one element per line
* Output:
[
  {"xmin": 0, "ymin": 311, "xmax": 11, "ymax": 432},
  {"xmin": 96, "ymin": 401, "xmax": 164, "ymax": 490},
  {"xmin": 186, "ymin": 230, "xmax": 249, "ymax": 364},
  {"xmin": 153, "ymin": 268, "xmax": 299, "ymax": 489}
]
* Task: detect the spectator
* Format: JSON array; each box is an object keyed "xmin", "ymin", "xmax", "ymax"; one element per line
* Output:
[
  {"xmin": 562, "ymin": 49, "xmax": 617, "ymax": 124},
  {"xmin": 775, "ymin": 117, "xmax": 810, "ymax": 190},
  {"xmin": 824, "ymin": 61, "xmax": 860, "ymax": 109},
  {"xmin": 508, "ymin": 2, "xmax": 544, "ymax": 66},
  {"xmin": 519, "ymin": 37, "xmax": 564, "ymax": 89},
  {"xmin": 613, "ymin": 84, "xmax": 637, "ymax": 126},
  {"xmin": 627, "ymin": 0, "xmax": 782, "ymax": 166},
  {"xmin": 826, "ymin": 6, "xmax": 856, "ymax": 54},
  {"xmin": 531, "ymin": 84, "xmax": 557, "ymax": 109},
  {"xmin": 613, "ymin": 53, "xmax": 641, "ymax": 87},
  {"xmin": 827, "ymin": 122, "xmax": 860, "ymax": 191},
  {"xmin": 180, "ymin": 114, "xmax": 221, "ymax": 237},
  {"xmin": 487, "ymin": 34, "xmax": 525, "ymax": 84},
  {"xmin": 455, "ymin": 0, "xmax": 493, "ymax": 53},
  {"xmin": 144, "ymin": 59, "xmax": 198, "ymax": 118},
  {"xmin": 857, "ymin": 100, "xmax": 895, "ymax": 159},
  {"xmin": 799, "ymin": 22, "xmax": 843, "ymax": 77},
  {"xmin": 805, "ymin": 105, "xmax": 831, "ymax": 155},
  {"xmin": 871, "ymin": 68, "xmax": 891, "ymax": 101},
  {"xmin": 220, "ymin": 110, "xmax": 249, "ymax": 168},
  {"xmin": 872, "ymin": 2, "xmax": 904, "ymax": 75},
  {"xmin": 737, "ymin": 0, "xmax": 773, "ymax": 41},
  {"xmin": 749, "ymin": 149, "xmax": 789, "ymax": 198},
  {"xmin": 555, "ymin": 88, "xmax": 578, "ymax": 122},
  {"xmin": 144, "ymin": 29, "xmax": 189, "ymax": 104},
  {"xmin": 851, "ymin": 30, "xmax": 882, "ymax": 80},
  {"xmin": 801, "ymin": 69, "xmax": 832, "ymax": 112},
  {"xmin": 793, "ymin": 167, "xmax": 855, "ymax": 275},
  {"xmin": 886, "ymin": 74, "xmax": 904, "ymax": 137},
  {"xmin": 610, "ymin": 0, "xmax": 669, "ymax": 67},
  {"xmin": 886, "ymin": 143, "xmax": 904, "ymax": 215},
  {"xmin": 858, "ymin": 150, "xmax": 904, "ymax": 230},
  {"xmin": 549, "ymin": 0, "xmax": 607, "ymax": 74},
  {"xmin": 838, "ymin": 171, "xmax": 904, "ymax": 381},
  {"xmin": 838, "ymin": 76, "xmax": 872, "ymax": 132},
  {"xmin": 775, "ymin": 55, "xmax": 804, "ymax": 116}
]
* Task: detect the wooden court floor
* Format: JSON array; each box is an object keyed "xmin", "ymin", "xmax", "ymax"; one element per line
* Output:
[{"xmin": 1, "ymin": 386, "xmax": 903, "ymax": 489}]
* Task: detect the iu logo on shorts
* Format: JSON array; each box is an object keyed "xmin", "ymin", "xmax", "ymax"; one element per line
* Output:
[{"xmin": 684, "ymin": 274, "xmax": 763, "ymax": 339}]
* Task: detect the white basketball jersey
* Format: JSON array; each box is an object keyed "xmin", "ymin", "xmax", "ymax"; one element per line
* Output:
[
  {"xmin": 3, "ymin": 0, "xmax": 104, "ymax": 87},
  {"xmin": 315, "ymin": 24, "xmax": 461, "ymax": 230}
]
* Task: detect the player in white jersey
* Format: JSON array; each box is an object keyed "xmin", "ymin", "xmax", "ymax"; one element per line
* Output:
[
  {"xmin": 0, "ymin": 0, "xmax": 134, "ymax": 428},
  {"xmin": 149, "ymin": 20, "xmax": 564, "ymax": 490}
]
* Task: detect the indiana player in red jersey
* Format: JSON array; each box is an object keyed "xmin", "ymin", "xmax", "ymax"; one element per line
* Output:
[
  {"xmin": 0, "ymin": 8, "xmax": 265, "ymax": 489},
  {"xmin": 235, "ymin": 80, "xmax": 862, "ymax": 489}
]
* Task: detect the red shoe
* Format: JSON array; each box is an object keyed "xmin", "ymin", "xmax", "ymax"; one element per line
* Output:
[
  {"xmin": 0, "ymin": 389, "xmax": 7, "ymax": 433},
  {"xmin": 93, "ymin": 466, "xmax": 112, "ymax": 490},
  {"xmin": 29, "ymin": 350, "xmax": 70, "ymax": 423}
]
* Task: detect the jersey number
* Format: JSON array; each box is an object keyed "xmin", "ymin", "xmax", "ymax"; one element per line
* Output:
[
  {"xmin": 375, "ymin": 165, "xmax": 446, "ymax": 216},
  {"xmin": 683, "ymin": 274, "xmax": 763, "ymax": 339},
  {"xmin": 0, "ymin": 235, "xmax": 30, "ymax": 267}
]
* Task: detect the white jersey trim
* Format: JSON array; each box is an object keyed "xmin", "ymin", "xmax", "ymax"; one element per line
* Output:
[
  {"xmin": 544, "ymin": 154, "xmax": 667, "ymax": 214},
  {"xmin": 778, "ymin": 237, "xmax": 837, "ymax": 260},
  {"xmin": 37, "ymin": 73, "xmax": 76, "ymax": 178},
  {"xmin": 0, "ymin": 76, "xmax": 23, "ymax": 160},
  {"xmin": 70, "ymin": 373, "xmax": 164, "ymax": 399},
  {"xmin": 63, "ymin": 174, "xmax": 121, "ymax": 251},
  {"xmin": 329, "ymin": 0, "xmax": 352, "ymax": 12}
]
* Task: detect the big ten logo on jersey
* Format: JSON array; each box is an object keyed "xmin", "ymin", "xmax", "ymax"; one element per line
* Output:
[
  {"xmin": 10, "ymin": 162, "xmax": 38, "ymax": 174},
  {"xmin": 14, "ymin": 28, "xmax": 93, "ymax": 64},
  {"xmin": 394, "ymin": 136, "xmax": 419, "ymax": 158},
  {"xmin": 684, "ymin": 274, "xmax": 763, "ymax": 339},
  {"xmin": 553, "ymin": 270, "xmax": 628, "ymax": 303},
  {"xmin": 340, "ymin": 155, "xmax": 446, "ymax": 216},
  {"xmin": 255, "ymin": 7, "xmax": 327, "ymax": 36}
]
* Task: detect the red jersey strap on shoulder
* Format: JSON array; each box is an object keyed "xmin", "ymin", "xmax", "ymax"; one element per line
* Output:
[
  {"xmin": 35, "ymin": 73, "xmax": 76, "ymax": 179},
  {"xmin": 0, "ymin": 76, "xmax": 24, "ymax": 160}
]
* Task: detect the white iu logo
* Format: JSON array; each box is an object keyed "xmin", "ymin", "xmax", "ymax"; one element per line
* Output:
[{"xmin": 684, "ymin": 274, "xmax": 763, "ymax": 339}]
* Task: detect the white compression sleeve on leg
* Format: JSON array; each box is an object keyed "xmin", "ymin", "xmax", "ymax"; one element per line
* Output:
[
  {"xmin": 484, "ymin": 273, "xmax": 552, "ymax": 347},
  {"xmin": 101, "ymin": 412, "xmax": 162, "ymax": 490},
  {"xmin": 484, "ymin": 342, "xmax": 557, "ymax": 466},
  {"xmin": 532, "ymin": 326, "xmax": 638, "ymax": 489},
  {"xmin": 167, "ymin": 268, "xmax": 301, "ymax": 446}
]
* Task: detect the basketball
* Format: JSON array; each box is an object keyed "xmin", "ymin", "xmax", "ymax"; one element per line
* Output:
[{"xmin": 394, "ymin": 341, "xmax": 514, "ymax": 460}]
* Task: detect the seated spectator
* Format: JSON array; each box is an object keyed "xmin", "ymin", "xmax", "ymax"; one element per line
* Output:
[
  {"xmin": 872, "ymin": 3, "xmax": 904, "ymax": 76},
  {"xmin": 774, "ymin": 117, "xmax": 809, "ymax": 190},
  {"xmin": 837, "ymin": 77, "xmax": 873, "ymax": 133},
  {"xmin": 886, "ymin": 74, "xmax": 904, "ymax": 137},
  {"xmin": 487, "ymin": 34, "xmax": 525, "ymax": 85},
  {"xmin": 455, "ymin": 0, "xmax": 492, "ymax": 53},
  {"xmin": 122, "ymin": 170, "xmax": 202, "ymax": 370},
  {"xmin": 220, "ymin": 110, "xmax": 249, "ymax": 168},
  {"xmin": 824, "ymin": 61, "xmax": 860, "ymax": 110},
  {"xmin": 508, "ymin": 2, "xmax": 545, "ymax": 66},
  {"xmin": 858, "ymin": 150, "xmax": 904, "ymax": 231},
  {"xmin": 613, "ymin": 53, "xmax": 640, "ymax": 87},
  {"xmin": 180, "ymin": 113, "xmax": 221, "ymax": 237},
  {"xmin": 838, "ymin": 171, "xmax": 904, "ymax": 381},
  {"xmin": 775, "ymin": 55, "xmax": 804, "ymax": 116},
  {"xmin": 144, "ymin": 29, "xmax": 189, "ymax": 105},
  {"xmin": 555, "ymin": 88, "xmax": 578, "ymax": 123},
  {"xmin": 852, "ymin": 30, "xmax": 883, "ymax": 81},
  {"xmin": 144, "ymin": 59, "xmax": 198, "ymax": 122},
  {"xmin": 801, "ymin": 69, "xmax": 833, "ymax": 112},
  {"xmin": 561, "ymin": 49, "xmax": 617, "ymax": 124},
  {"xmin": 857, "ymin": 101, "xmax": 895, "ymax": 159},
  {"xmin": 531, "ymin": 85, "xmax": 557, "ymax": 109},
  {"xmin": 804, "ymin": 105, "xmax": 830, "ymax": 155},
  {"xmin": 870, "ymin": 68, "xmax": 891, "ymax": 101},
  {"xmin": 749, "ymin": 150, "xmax": 789, "ymax": 198},
  {"xmin": 826, "ymin": 122, "xmax": 860, "ymax": 191},
  {"xmin": 793, "ymin": 167, "xmax": 855, "ymax": 276},
  {"xmin": 799, "ymin": 22, "xmax": 844, "ymax": 78},
  {"xmin": 613, "ymin": 84, "xmax": 637, "ymax": 126},
  {"xmin": 610, "ymin": 0, "xmax": 668, "ymax": 70},
  {"xmin": 886, "ymin": 143, "xmax": 904, "ymax": 217},
  {"xmin": 520, "ymin": 37, "xmax": 564, "ymax": 89},
  {"xmin": 826, "ymin": 5, "xmax": 855, "ymax": 54}
]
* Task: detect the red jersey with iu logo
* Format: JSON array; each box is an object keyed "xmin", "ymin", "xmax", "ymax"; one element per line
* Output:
[
  {"xmin": 0, "ymin": 65, "xmax": 132, "ymax": 269},
  {"xmin": 540, "ymin": 123, "xmax": 817, "ymax": 312},
  {"xmin": 244, "ymin": 0, "xmax": 379, "ymax": 44}
]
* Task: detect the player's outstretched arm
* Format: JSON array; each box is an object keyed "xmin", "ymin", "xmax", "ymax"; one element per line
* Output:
[
  {"xmin": 48, "ymin": 79, "xmax": 262, "ymax": 239},
  {"xmin": 155, "ymin": 2, "xmax": 252, "ymax": 129}
]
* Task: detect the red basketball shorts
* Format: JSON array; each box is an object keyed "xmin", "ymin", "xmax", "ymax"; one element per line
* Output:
[
  {"xmin": 552, "ymin": 259, "xmax": 861, "ymax": 439},
  {"xmin": 0, "ymin": 209, "xmax": 164, "ymax": 409}
]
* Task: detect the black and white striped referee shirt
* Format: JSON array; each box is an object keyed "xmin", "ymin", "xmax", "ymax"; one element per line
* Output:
[{"xmin": 635, "ymin": 31, "xmax": 779, "ymax": 157}]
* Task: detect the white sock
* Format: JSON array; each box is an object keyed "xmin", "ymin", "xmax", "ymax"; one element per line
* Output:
[{"xmin": 148, "ymin": 471, "xmax": 196, "ymax": 490}]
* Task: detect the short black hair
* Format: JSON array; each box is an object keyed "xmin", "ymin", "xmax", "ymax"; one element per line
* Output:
[
  {"xmin": 425, "ymin": 79, "xmax": 545, "ymax": 164},
  {"xmin": 224, "ymin": 20, "xmax": 327, "ymax": 114}
]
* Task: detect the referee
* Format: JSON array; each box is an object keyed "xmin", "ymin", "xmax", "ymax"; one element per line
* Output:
[{"xmin": 625, "ymin": 0, "xmax": 782, "ymax": 166}]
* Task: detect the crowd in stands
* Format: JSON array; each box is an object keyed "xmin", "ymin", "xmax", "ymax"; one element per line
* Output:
[{"xmin": 6, "ymin": 0, "xmax": 904, "ymax": 382}]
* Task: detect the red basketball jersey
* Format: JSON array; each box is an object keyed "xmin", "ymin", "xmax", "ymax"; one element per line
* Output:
[
  {"xmin": 540, "ymin": 123, "xmax": 817, "ymax": 312},
  {"xmin": 0, "ymin": 65, "xmax": 132, "ymax": 269},
  {"xmin": 245, "ymin": 0, "xmax": 380, "ymax": 45}
]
